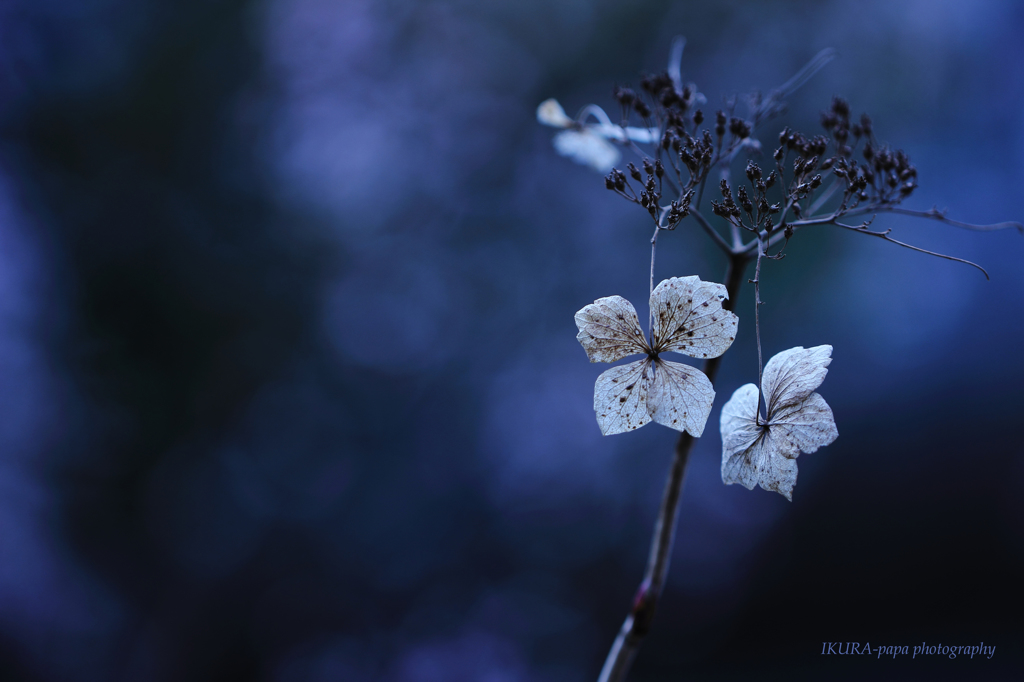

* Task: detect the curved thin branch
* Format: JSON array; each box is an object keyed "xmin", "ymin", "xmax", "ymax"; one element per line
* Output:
[
  {"xmin": 749, "ymin": 201, "xmax": 1015, "ymax": 271},
  {"xmin": 667, "ymin": 36, "xmax": 685, "ymax": 91},
  {"xmin": 883, "ymin": 206, "xmax": 1024, "ymax": 234},
  {"xmin": 833, "ymin": 219, "xmax": 990, "ymax": 279},
  {"xmin": 774, "ymin": 48, "xmax": 838, "ymax": 99}
]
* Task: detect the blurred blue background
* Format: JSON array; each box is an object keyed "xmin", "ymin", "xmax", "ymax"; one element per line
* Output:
[{"xmin": 0, "ymin": 0, "xmax": 1021, "ymax": 680}]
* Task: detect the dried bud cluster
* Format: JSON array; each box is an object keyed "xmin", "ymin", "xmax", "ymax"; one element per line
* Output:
[
  {"xmin": 640, "ymin": 71, "xmax": 702, "ymax": 114},
  {"xmin": 588, "ymin": 53, "xmax": 924, "ymax": 255}
]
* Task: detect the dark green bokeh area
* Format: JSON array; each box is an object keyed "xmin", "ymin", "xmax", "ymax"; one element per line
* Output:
[{"xmin": 0, "ymin": 0, "xmax": 1021, "ymax": 680}]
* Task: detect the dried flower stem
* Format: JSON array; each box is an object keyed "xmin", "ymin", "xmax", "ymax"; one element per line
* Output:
[
  {"xmin": 597, "ymin": 253, "xmax": 749, "ymax": 682},
  {"xmin": 752, "ymin": 235, "xmax": 765, "ymax": 423},
  {"xmin": 649, "ymin": 225, "xmax": 659, "ymax": 335}
]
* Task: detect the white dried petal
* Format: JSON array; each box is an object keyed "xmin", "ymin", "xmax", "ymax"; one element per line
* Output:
[
  {"xmin": 769, "ymin": 392, "xmax": 838, "ymax": 456},
  {"xmin": 720, "ymin": 383, "xmax": 799, "ymax": 500},
  {"xmin": 588, "ymin": 123, "xmax": 659, "ymax": 144},
  {"xmin": 725, "ymin": 431, "xmax": 800, "ymax": 501},
  {"xmin": 720, "ymin": 383, "xmax": 760, "ymax": 455},
  {"xmin": 536, "ymin": 98, "xmax": 572, "ymax": 128},
  {"xmin": 686, "ymin": 84, "xmax": 707, "ymax": 106},
  {"xmin": 593, "ymin": 359, "xmax": 653, "ymax": 435},
  {"xmin": 761, "ymin": 345, "xmax": 832, "ymax": 415},
  {"xmin": 553, "ymin": 129, "xmax": 620, "ymax": 172},
  {"xmin": 740, "ymin": 137, "xmax": 761, "ymax": 152},
  {"xmin": 588, "ymin": 123, "xmax": 627, "ymax": 142},
  {"xmin": 720, "ymin": 347, "xmax": 838, "ymax": 501},
  {"xmin": 622, "ymin": 126, "xmax": 659, "ymax": 143},
  {"xmin": 649, "ymin": 276, "xmax": 738, "ymax": 360},
  {"xmin": 647, "ymin": 359, "xmax": 715, "ymax": 436},
  {"xmin": 575, "ymin": 295, "xmax": 649, "ymax": 364}
]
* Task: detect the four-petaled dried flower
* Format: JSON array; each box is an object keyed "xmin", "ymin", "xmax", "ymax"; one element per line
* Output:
[
  {"xmin": 536, "ymin": 98, "xmax": 658, "ymax": 172},
  {"xmin": 575, "ymin": 276, "xmax": 738, "ymax": 436},
  {"xmin": 720, "ymin": 345, "xmax": 838, "ymax": 501}
]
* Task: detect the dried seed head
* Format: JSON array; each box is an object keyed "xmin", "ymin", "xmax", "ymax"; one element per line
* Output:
[
  {"xmin": 831, "ymin": 96, "xmax": 850, "ymax": 117},
  {"xmin": 860, "ymin": 113, "xmax": 873, "ymax": 134},
  {"xmin": 737, "ymin": 186, "xmax": 753, "ymax": 213},
  {"xmin": 729, "ymin": 117, "xmax": 751, "ymax": 139},
  {"xmin": 614, "ymin": 85, "xmax": 636, "ymax": 106},
  {"xmin": 720, "ymin": 179, "xmax": 733, "ymax": 200}
]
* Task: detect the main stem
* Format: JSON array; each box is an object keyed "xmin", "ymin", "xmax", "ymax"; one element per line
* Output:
[
  {"xmin": 753, "ymin": 235, "xmax": 765, "ymax": 423},
  {"xmin": 597, "ymin": 253, "xmax": 749, "ymax": 682}
]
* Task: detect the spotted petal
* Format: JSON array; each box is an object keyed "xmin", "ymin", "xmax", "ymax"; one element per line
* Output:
[
  {"xmin": 650, "ymin": 276, "xmax": 738, "ymax": 360},
  {"xmin": 593, "ymin": 359, "xmax": 653, "ymax": 435},
  {"xmin": 575, "ymin": 295, "xmax": 649, "ymax": 363},
  {"xmin": 761, "ymin": 345, "xmax": 832, "ymax": 415},
  {"xmin": 647, "ymin": 359, "xmax": 715, "ymax": 436}
]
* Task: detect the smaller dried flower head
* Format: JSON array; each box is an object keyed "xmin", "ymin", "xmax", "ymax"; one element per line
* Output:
[
  {"xmin": 536, "ymin": 98, "xmax": 660, "ymax": 172},
  {"xmin": 720, "ymin": 346, "xmax": 838, "ymax": 501},
  {"xmin": 575, "ymin": 276, "xmax": 738, "ymax": 436}
]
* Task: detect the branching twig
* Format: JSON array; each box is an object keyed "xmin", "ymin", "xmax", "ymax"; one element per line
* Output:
[
  {"xmin": 832, "ymin": 218, "xmax": 991, "ymax": 279},
  {"xmin": 758, "ymin": 204, "xmax": 1022, "ymax": 254},
  {"xmin": 882, "ymin": 206, "xmax": 1024, "ymax": 234},
  {"xmin": 688, "ymin": 210, "xmax": 733, "ymax": 255},
  {"xmin": 770, "ymin": 48, "xmax": 838, "ymax": 103}
]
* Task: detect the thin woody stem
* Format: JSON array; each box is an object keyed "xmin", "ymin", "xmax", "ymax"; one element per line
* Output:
[
  {"xmin": 752, "ymin": 234, "xmax": 765, "ymax": 422},
  {"xmin": 597, "ymin": 253, "xmax": 749, "ymax": 682},
  {"xmin": 649, "ymin": 225, "xmax": 659, "ymax": 336},
  {"xmin": 742, "ymin": 203, "xmax": 1022, "ymax": 257}
]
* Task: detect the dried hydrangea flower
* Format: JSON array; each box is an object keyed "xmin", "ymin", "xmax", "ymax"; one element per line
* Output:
[
  {"xmin": 575, "ymin": 276, "xmax": 738, "ymax": 436},
  {"xmin": 720, "ymin": 345, "xmax": 838, "ymax": 500},
  {"xmin": 536, "ymin": 98, "xmax": 658, "ymax": 172},
  {"xmin": 551, "ymin": 127, "xmax": 621, "ymax": 173}
]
